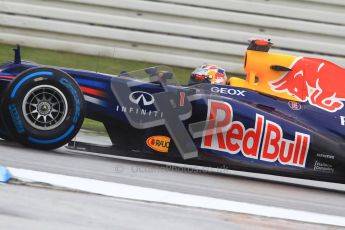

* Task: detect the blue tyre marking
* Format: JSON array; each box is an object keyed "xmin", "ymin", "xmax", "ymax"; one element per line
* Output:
[
  {"xmin": 28, "ymin": 125, "xmax": 75, "ymax": 144},
  {"xmin": 8, "ymin": 104, "xmax": 25, "ymax": 133},
  {"xmin": 59, "ymin": 78, "xmax": 81, "ymax": 124},
  {"xmin": 11, "ymin": 71, "xmax": 53, "ymax": 98}
]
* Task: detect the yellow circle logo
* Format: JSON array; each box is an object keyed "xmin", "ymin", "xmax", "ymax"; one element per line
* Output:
[{"xmin": 146, "ymin": 136, "xmax": 171, "ymax": 153}]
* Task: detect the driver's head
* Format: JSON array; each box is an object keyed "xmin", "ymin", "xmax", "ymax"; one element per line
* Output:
[{"xmin": 189, "ymin": 64, "xmax": 227, "ymax": 85}]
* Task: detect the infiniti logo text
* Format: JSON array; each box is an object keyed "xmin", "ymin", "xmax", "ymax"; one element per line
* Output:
[{"xmin": 129, "ymin": 91, "xmax": 155, "ymax": 106}]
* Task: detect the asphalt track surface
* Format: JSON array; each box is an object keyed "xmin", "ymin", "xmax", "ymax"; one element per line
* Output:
[{"xmin": 0, "ymin": 131, "xmax": 345, "ymax": 229}]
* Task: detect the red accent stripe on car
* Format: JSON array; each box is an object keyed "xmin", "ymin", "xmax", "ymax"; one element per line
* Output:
[
  {"xmin": 0, "ymin": 75, "xmax": 15, "ymax": 80},
  {"xmin": 80, "ymin": 86, "xmax": 106, "ymax": 98}
]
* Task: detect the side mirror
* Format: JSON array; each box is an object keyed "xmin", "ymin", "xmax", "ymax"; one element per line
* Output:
[{"xmin": 158, "ymin": 71, "xmax": 173, "ymax": 80}]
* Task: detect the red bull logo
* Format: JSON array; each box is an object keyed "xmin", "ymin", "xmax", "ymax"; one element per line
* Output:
[
  {"xmin": 270, "ymin": 57, "xmax": 345, "ymax": 112},
  {"xmin": 201, "ymin": 100, "xmax": 310, "ymax": 168}
]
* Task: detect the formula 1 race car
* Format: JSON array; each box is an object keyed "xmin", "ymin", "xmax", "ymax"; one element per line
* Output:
[{"xmin": 0, "ymin": 40, "xmax": 344, "ymax": 183}]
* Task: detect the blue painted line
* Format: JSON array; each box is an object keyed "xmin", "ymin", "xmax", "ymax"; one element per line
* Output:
[
  {"xmin": 75, "ymin": 79, "xmax": 108, "ymax": 89},
  {"xmin": 28, "ymin": 125, "xmax": 75, "ymax": 145},
  {"xmin": 11, "ymin": 71, "xmax": 53, "ymax": 98},
  {"xmin": 0, "ymin": 73, "xmax": 15, "ymax": 76},
  {"xmin": 0, "ymin": 165, "xmax": 11, "ymax": 183}
]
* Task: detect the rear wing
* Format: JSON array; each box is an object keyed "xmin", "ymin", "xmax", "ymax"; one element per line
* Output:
[
  {"xmin": 247, "ymin": 39, "xmax": 273, "ymax": 52},
  {"xmin": 228, "ymin": 39, "xmax": 299, "ymax": 101}
]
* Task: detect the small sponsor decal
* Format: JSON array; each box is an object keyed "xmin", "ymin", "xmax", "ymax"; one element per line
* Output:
[
  {"xmin": 341, "ymin": 116, "xmax": 345, "ymax": 126},
  {"xmin": 288, "ymin": 101, "xmax": 302, "ymax": 110},
  {"xmin": 201, "ymin": 100, "xmax": 310, "ymax": 168},
  {"xmin": 129, "ymin": 91, "xmax": 154, "ymax": 106},
  {"xmin": 211, "ymin": 87, "xmax": 246, "ymax": 96},
  {"xmin": 115, "ymin": 105, "xmax": 163, "ymax": 118},
  {"xmin": 316, "ymin": 153, "xmax": 335, "ymax": 160},
  {"xmin": 146, "ymin": 136, "xmax": 171, "ymax": 153},
  {"xmin": 314, "ymin": 161, "xmax": 334, "ymax": 173}
]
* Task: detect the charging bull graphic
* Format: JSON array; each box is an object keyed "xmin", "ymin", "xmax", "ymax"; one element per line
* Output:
[{"xmin": 270, "ymin": 57, "xmax": 345, "ymax": 112}]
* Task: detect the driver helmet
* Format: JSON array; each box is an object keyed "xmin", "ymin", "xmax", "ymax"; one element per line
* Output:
[{"xmin": 189, "ymin": 64, "xmax": 227, "ymax": 85}]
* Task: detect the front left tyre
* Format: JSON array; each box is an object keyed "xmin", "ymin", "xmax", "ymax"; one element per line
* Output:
[{"xmin": 1, "ymin": 67, "xmax": 85, "ymax": 150}]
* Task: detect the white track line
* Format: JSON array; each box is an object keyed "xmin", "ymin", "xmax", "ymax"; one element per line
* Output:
[{"xmin": 8, "ymin": 167, "xmax": 345, "ymax": 227}]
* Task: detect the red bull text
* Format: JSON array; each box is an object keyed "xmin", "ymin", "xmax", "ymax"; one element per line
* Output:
[{"xmin": 201, "ymin": 100, "xmax": 310, "ymax": 168}]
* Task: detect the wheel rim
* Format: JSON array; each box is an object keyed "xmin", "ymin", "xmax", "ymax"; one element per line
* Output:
[{"xmin": 22, "ymin": 85, "xmax": 68, "ymax": 131}]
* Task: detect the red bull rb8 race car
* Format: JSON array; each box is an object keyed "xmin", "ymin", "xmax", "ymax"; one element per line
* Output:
[{"xmin": 0, "ymin": 40, "xmax": 344, "ymax": 183}]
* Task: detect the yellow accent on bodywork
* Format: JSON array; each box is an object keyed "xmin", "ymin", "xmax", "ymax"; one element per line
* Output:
[{"xmin": 229, "ymin": 50, "xmax": 300, "ymax": 101}]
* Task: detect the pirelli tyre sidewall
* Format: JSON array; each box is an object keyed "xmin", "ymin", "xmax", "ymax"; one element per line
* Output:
[{"xmin": 2, "ymin": 67, "xmax": 85, "ymax": 150}]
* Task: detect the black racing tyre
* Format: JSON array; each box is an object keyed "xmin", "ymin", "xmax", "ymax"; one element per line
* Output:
[
  {"xmin": 0, "ymin": 108, "xmax": 14, "ymax": 141},
  {"xmin": 2, "ymin": 67, "xmax": 85, "ymax": 150}
]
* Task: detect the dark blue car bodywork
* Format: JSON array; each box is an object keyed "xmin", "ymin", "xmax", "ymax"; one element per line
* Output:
[{"xmin": 0, "ymin": 50, "xmax": 344, "ymax": 183}]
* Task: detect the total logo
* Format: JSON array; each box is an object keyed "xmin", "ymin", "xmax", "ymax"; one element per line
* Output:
[
  {"xmin": 211, "ymin": 87, "xmax": 246, "ymax": 96},
  {"xmin": 129, "ymin": 91, "xmax": 155, "ymax": 106},
  {"xmin": 146, "ymin": 135, "xmax": 171, "ymax": 153},
  {"xmin": 201, "ymin": 100, "xmax": 310, "ymax": 168}
]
